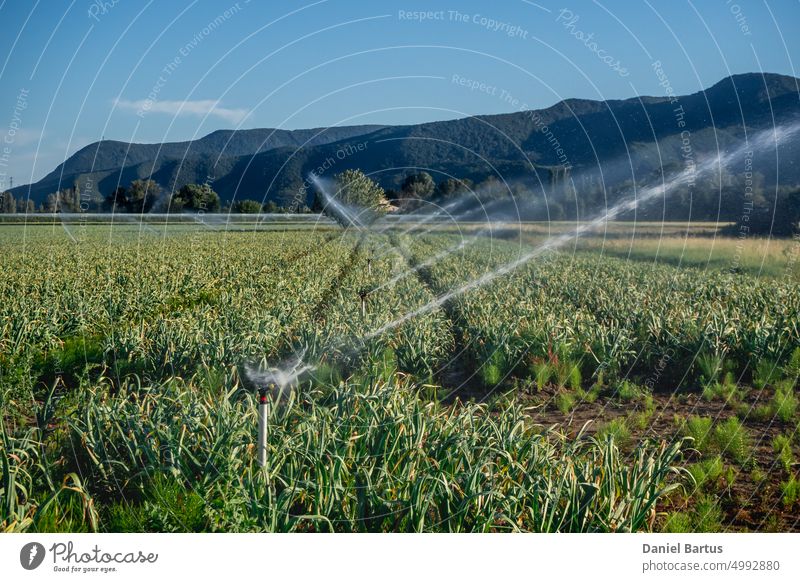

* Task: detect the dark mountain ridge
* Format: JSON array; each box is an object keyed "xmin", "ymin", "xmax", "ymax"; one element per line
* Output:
[{"xmin": 9, "ymin": 73, "xmax": 800, "ymax": 216}]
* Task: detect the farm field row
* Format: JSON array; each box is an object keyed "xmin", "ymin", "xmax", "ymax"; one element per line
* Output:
[{"xmin": 1, "ymin": 224, "xmax": 798, "ymax": 532}]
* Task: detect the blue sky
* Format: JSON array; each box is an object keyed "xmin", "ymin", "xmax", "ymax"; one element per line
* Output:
[{"xmin": 1, "ymin": 0, "xmax": 798, "ymax": 186}]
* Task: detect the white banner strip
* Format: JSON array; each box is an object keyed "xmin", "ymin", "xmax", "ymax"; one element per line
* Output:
[{"xmin": 2, "ymin": 533, "xmax": 798, "ymax": 581}]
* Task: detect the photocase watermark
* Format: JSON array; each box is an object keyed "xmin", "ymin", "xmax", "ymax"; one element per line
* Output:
[
  {"xmin": 0, "ymin": 87, "xmax": 29, "ymax": 191},
  {"xmin": 137, "ymin": 1, "xmax": 248, "ymax": 118},
  {"xmin": 556, "ymin": 8, "xmax": 629, "ymax": 77},
  {"xmin": 398, "ymin": 9, "xmax": 529, "ymax": 39},
  {"xmin": 87, "ymin": 0, "xmax": 121, "ymax": 22},
  {"xmin": 725, "ymin": 0, "xmax": 752, "ymax": 36},
  {"xmin": 19, "ymin": 541, "xmax": 158, "ymax": 574},
  {"xmin": 20, "ymin": 542, "xmax": 46, "ymax": 570}
]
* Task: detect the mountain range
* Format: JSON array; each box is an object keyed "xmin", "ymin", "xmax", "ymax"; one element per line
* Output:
[{"xmin": 9, "ymin": 72, "xmax": 800, "ymax": 213}]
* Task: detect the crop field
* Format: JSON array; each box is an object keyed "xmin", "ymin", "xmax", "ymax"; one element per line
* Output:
[{"xmin": 1, "ymin": 221, "xmax": 799, "ymax": 532}]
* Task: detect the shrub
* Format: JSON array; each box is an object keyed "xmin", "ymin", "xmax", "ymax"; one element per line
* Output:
[
  {"xmin": 773, "ymin": 381, "xmax": 798, "ymax": 422},
  {"xmin": 596, "ymin": 418, "xmax": 631, "ymax": 449},
  {"xmin": 753, "ymin": 358, "xmax": 781, "ymax": 389},
  {"xmin": 693, "ymin": 495, "xmax": 724, "ymax": 532},
  {"xmin": 697, "ymin": 353, "xmax": 724, "ymax": 385},
  {"xmin": 781, "ymin": 475, "xmax": 800, "ymax": 507},
  {"xmin": 531, "ymin": 360, "xmax": 552, "ymax": 391},
  {"xmin": 662, "ymin": 512, "xmax": 692, "ymax": 533},
  {"xmin": 773, "ymin": 435, "xmax": 794, "ymax": 472},
  {"xmin": 684, "ymin": 416, "xmax": 714, "ymax": 454},
  {"xmin": 554, "ymin": 391, "xmax": 577, "ymax": 414},
  {"xmin": 714, "ymin": 417, "xmax": 752, "ymax": 466},
  {"xmin": 687, "ymin": 456, "xmax": 724, "ymax": 491}
]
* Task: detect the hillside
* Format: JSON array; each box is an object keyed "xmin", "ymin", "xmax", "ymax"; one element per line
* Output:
[{"xmin": 9, "ymin": 73, "xmax": 800, "ymax": 218}]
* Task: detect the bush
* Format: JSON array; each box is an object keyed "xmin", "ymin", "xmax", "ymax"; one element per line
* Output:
[
  {"xmin": 773, "ymin": 435, "xmax": 794, "ymax": 472},
  {"xmin": 232, "ymin": 199, "xmax": 263, "ymax": 214},
  {"xmin": 753, "ymin": 358, "xmax": 781, "ymax": 389},
  {"xmin": 714, "ymin": 417, "xmax": 752, "ymax": 466},
  {"xmin": 687, "ymin": 456, "xmax": 724, "ymax": 491},
  {"xmin": 555, "ymin": 391, "xmax": 577, "ymax": 414},
  {"xmin": 781, "ymin": 475, "xmax": 800, "ymax": 507},
  {"xmin": 693, "ymin": 495, "xmax": 724, "ymax": 532},
  {"xmin": 773, "ymin": 381, "xmax": 798, "ymax": 422},
  {"xmin": 596, "ymin": 418, "xmax": 631, "ymax": 449},
  {"xmin": 684, "ymin": 416, "xmax": 714, "ymax": 454},
  {"xmin": 531, "ymin": 360, "xmax": 552, "ymax": 391}
]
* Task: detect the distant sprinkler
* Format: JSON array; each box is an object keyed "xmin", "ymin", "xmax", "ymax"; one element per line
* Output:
[
  {"xmin": 257, "ymin": 384, "xmax": 274, "ymax": 467},
  {"xmin": 357, "ymin": 287, "xmax": 371, "ymax": 318}
]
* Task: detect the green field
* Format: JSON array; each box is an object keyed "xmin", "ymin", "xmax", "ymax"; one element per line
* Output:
[{"xmin": 1, "ymin": 220, "xmax": 798, "ymax": 532}]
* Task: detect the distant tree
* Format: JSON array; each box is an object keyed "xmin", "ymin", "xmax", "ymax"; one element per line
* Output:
[
  {"xmin": 322, "ymin": 169, "xmax": 390, "ymax": 226},
  {"xmin": 435, "ymin": 177, "xmax": 473, "ymax": 199},
  {"xmin": 45, "ymin": 193, "xmax": 59, "ymax": 212},
  {"xmin": 401, "ymin": 172, "xmax": 436, "ymax": 199},
  {"xmin": 1, "ymin": 191, "xmax": 16, "ymax": 213},
  {"xmin": 172, "ymin": 183, "xmax": 220, "ymax": 212},
  {"xmin": 474, "ymin": 176, "xmax": 508, "ymax": 201},
  {"xmin": 262, "ymin": 200, "xmax": 281, "ymax": 213},
  {"xmin": 746, "ymin": 187, "xmax": 800, "ymax": 236},
  {"xmin": 128, "ymin": 179, "xmax": 161, "ymax": 213},
  {"xmin": 393, "ymin": 172, "xmax": 434, "ymax": 211},
  {"xmin": 104, "ymin": 186, "xmax": 129, "ymax": 212},
  {"xmin": 232, "ymin": 199, "xmax": 263, "ymax": 213}
]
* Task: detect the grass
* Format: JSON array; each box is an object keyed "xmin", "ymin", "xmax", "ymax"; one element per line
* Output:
[
  {"xmin": 59, "ymin": 375, "xmax": 684, "ymax": 532},
  {"xmin": 2, "ymin": 223, "xmax": 798, "ymax": 532},
  {"xmin": 687, "ymin": 456, "xmax": 725, "ymax": 491},
  {"xmin": 781, "ymin": 476, "xmax": 800, "ymax": 508},
  {"xmin": 702, "ymin": 372, "xmax": 741, "ymax": 403},
  {"xmin": 662, "ymin": 495, "xmax": 724, "ymax": 533},
  {"xmin": 683, "ymin": 416, "xmax": 714, "ymax": 454},
  {"xmin": 681, "ymin": 416, "xmax": 753, "ymax": 467},
  {"xmin": 773, "ymin": 381, "xmax": 798, "ymax": 422},
  {"xmin": 714, "ymin": 417, "xmax": 753, "ymax": 467},
  {"xmin": 754, "ymin": 359, "xmax": 782, "ymax": 390},
  {"xmin": 773, "ymin": 435, "xmax": 794, "ymax": 472},
  {"xmin": 596, "ymin": 418, "xmax": 632, "ymax": 449},
  {"xmin": 554, "ymin": 390, "xmax": 577, "ymax": 414}
]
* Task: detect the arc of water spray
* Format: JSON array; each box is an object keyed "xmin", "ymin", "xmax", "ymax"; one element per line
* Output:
[
  {"xmin": 310, "ymin": 174, "xmax": 368, "ymax": 230},
  {"xmin": 363, "ymin": 123, "xmax": 800, "ymax": 340},
  {"xmin": 249, "ymin": 123, "xmax": 798, "ymax": 381},
  {"xmin": 372, "ymin": 196, "xmax": 513, "ymax": 262}
]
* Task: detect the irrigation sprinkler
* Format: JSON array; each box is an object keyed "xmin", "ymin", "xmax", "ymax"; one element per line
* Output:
[
  {"xmin": 257, "ymin": 384, "xmax": 274, "ymax": 467},
  {"xmin": 357, "ymin": 287, "xmax": 371, "ymax": 318}
]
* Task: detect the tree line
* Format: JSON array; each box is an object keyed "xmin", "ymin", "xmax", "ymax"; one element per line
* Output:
[{"xmin": 3, "ymin": 170, "xmax": 798, "ymax": 235}]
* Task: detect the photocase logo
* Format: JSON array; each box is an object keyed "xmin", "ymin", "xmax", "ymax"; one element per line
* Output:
[{"xmin": 20, "ymin": 542, "xmax": 46, "ymax": 570}]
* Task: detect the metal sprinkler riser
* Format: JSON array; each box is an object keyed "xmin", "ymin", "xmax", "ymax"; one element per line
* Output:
[{"xmin": 257, "ymin": 385, "xmax": 272, "ymax": 467}]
